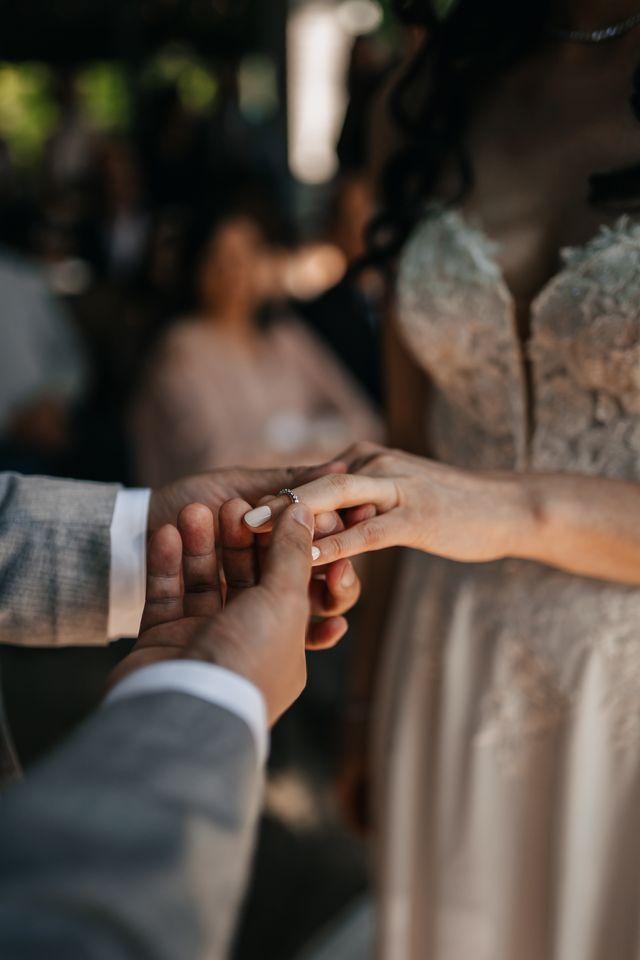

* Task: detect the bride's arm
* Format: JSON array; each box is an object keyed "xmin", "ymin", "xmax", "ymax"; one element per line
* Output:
[
  {"xmin": 246, "ymin": 452, "xmax": 640, "ymax": 587},
  {"xmin": 343, "ymin": 463, "xmax": 640, "ymax": 585},
  {"xmin": 498, "ymin": 470, "xmax": 640, "ymax": 585}
]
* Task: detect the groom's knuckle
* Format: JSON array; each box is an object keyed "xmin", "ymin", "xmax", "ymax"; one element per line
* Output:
[
  {"xmin": 148, "ymin": 575, "xmax": 179, "ymax": 601},
  {"xmin": 188, "ymin": 581, "xmax": 215, "ymax": 595},
  {"xmin": 227, "ymin": 575, "xmax": 256, "ymax": 591},
  {"xmin": 279, "ymin": 528, "xmax": 310, "ymax": 561}
]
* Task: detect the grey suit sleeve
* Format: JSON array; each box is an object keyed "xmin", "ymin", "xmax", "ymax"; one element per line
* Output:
[
  {"xmin": 0, "ymin": 472, "xmax": 119, "ymax": 646},
  {"xmin": 0, "ymin": 691, "xmax": 263, "ymax": 960}
]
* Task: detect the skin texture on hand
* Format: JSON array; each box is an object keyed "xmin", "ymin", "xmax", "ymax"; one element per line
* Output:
[
  {"xmin": 242, "ymin": 442, "xmax": 640, "ymax": 586},
  {"xmin": 147, "ymin": 462, "xmax": 361, "ymax": 644},
  {"xmin": 243, "ymin": 442, "xmax": 529, "ymax": 566},
  {"xmin": 188, "ymin": 503, "xmax": 316, "ymax": 724},
  {"xmin": 108, "ymin": 501, "xmax": 347, "ymax": 724},
  {"xmin": 218, "ymin": 497, "xmax": 356, "ymax": 649},
  {"xmin": 107, "ymin": 504, "xmax": 223, "ymax": 687},
  {"xmin": 147, "ymin": 462, "xmax": 346, "ymax": 534}
]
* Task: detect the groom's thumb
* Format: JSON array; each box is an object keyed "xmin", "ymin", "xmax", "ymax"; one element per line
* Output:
[{"xmin": 261, "ymin": 504, "xmax": 314, "ymax": 617}]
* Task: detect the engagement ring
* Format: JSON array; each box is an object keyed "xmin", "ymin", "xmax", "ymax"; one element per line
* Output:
[{"xmin": 278, "ymin": 488, "xmax": 300, "ymax": 504}]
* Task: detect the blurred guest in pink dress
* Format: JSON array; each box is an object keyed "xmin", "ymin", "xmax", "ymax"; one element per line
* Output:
[{"xmin": 130, "ymin": 215, "xmax": 380, "ymax": 486}]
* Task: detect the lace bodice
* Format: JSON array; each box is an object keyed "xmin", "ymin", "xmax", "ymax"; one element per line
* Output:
[
  {"xmin": 375, "ymin": 210, "xmax": 640, "ymax": 960},
  {"xmin": 397, "ymin": 210, "xmax": 640, "ymax": 479},
  {"xmin": 395, "ymin": 209, "xmax": 640, "ymax": 761}
]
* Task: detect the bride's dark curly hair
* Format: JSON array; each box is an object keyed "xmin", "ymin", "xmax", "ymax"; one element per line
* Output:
[{"xmin": 367, "ymin": 0, "xmax": 640, "ymax": 265}]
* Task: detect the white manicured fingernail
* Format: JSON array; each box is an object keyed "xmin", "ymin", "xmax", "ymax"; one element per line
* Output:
[
  {"xmin": 244, "ymin": 505, "xmax": 272, "ymax": 528},
  {"xmin": 311, "ymin": 546, "xmax": 321, "ymax": 561}
]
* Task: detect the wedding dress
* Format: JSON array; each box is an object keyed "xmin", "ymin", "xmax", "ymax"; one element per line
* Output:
[{"xmin": 373, "ymin": 209, "xmax": 640, "ymax": 960}]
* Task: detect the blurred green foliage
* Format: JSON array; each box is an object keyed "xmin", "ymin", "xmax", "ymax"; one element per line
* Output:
[
  {"xmin": 0, "ymin": 61, "xmax": 131, "ymax": 167},
  {"xmin": 78, "ymin": 64, "xmax": 131, "ymax": 131},
  {"xmin": 0, "ymin": 51, "xmax": 221, "ymax": 168},
  {"xmin": 0, "ymin": 64, "xmax": 57, "ymax": 165},
  {"xmin": 140, "ymin": 48, "xmax": 218, "ymax": 112}
]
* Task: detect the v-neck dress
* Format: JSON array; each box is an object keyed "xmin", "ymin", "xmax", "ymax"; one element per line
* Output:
[{"xmin": 374, "ymin": 210, "xmax": 640, "ymax": 960}]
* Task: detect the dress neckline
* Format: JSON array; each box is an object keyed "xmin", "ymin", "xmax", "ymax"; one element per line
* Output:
[
  {"xmin": 402, "ymin": 207, "xmax": 640, "ymax": 468},
  {"xmin": 429, "ymin": 206, "xmax": 640, "ymax": 315}
]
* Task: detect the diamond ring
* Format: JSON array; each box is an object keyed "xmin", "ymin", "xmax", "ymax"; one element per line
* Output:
[{"xmin": 278, "ymin": 487, "xmax": 300, "ymax": 504}]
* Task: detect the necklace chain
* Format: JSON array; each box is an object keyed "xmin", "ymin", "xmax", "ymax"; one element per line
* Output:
[{"xmin": 548, "ymin": 9, "xmax": 640, "ymax": 43}]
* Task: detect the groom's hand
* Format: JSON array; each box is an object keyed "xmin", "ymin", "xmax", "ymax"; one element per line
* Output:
[
  {"xmin": 219, "ymin": 498, "xmax": 359, "ymax": 650},
  {"xmin": 189, "ymin": 503, "xmax": 319, "ymax": 723},
  {"xmin": 107, "ymin": 503, "xmax": 222, "ymax": 687},
  {"xmin": 148, "ymin": 463, "xmax": 361, "ymax": 641},
  {"xmin": 148, "ymin": 463, "xmax": 346, "ymax": 535},
  {"xmin": 109, "ymin": 500, "xmax": 329, "ymax": 724}
]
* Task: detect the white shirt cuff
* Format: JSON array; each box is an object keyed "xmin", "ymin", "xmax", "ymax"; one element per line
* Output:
[
  {"xmin": 108, "ymin": 488, "xmax": 151, "ymax": 640},
  {"xmin": 104, "ymin": 660, "xmax": 269, "ymax": 766}
]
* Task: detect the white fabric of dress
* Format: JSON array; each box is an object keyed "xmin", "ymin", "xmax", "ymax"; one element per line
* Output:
[{"xmin": 374, "ymin": 210, "xmax": 640, "ymax": 960}]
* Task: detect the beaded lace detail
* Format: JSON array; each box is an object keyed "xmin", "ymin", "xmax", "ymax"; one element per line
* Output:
[{"xmin": 396, "ymin": 209, "xmax": 640, "ymax": 763}]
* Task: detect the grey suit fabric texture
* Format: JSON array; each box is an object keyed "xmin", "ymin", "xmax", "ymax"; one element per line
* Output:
[
  {"xmin": 0, "ymin": 472, "xmax": 118, "ymax": 647},
  {"xmin": 0, "ymin": 472, "xmax": 119, "ymax": 783},
  {"xmin": 0, "ymin": 690, "xmax": 263, "ymax": 959}
]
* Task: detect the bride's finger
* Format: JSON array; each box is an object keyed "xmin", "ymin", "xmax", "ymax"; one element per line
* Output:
[
  {"xmin": 306, "ymin": 616, "xmax": 348, "ymax": 650},
  {"xmin": 243, "ymin": 474, "xmax": 398, "ymax": 531},
  {"xmin": 342, "ymin": 503, "xmax": 377, "ymax": 527},
  {"xmin": 309, "ymin": 512, "xmax": 405, "ymax": 565},
  {"xmin": 253, "ymin": 493, "xmax": 340, "ymax": 537},
  {"xmin": 309, "ymin": 558, "xmax": 361, "ymax": 617}
]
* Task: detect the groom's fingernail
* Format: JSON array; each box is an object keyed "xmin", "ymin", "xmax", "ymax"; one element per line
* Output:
[
  {"xmin": 311, "ymin": 546, "xmax": 322, "ymax": 562},
  {"xmin": 244, "ymin": 505, "xmax": 272, "ymax": 528}
]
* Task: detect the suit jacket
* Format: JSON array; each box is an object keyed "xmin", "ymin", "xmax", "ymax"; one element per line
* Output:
[
  {"xmin": 0, "ymin": 472, "xmax": 119, "ymax": 782},
  {"xmin": 0, "ymin": 690, "xmax": 262, "ymax": 959},
  {"xmin": 0, "ymin": 472, "xmax": 118, "ymax": 647}
]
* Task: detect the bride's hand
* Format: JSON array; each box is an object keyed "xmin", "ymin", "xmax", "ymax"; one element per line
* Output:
[{"xmin": 244, "ymin": 442, "xmax": 532, "ymax": 565}]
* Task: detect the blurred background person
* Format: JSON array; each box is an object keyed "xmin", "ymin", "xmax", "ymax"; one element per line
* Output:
[
  {"xmin": 0, "ymin": 4, "xmax": 395, "ymax": 957},
  {"xmin": 92, "ymin": 135, "xmax": 149, "ymax": 284},
  {"xmin": 0, "ymin": 247, "xmax": 87, "ymax": 474},
  {"xmin": 130, "ymin": 213, "xmax": 380, "ymax": 486},
  {"xmin": 43, "ymin": 67, "xmax": 97, "ymax": 195}
]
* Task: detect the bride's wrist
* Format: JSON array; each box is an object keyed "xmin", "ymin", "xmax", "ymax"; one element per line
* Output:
[
  {"xmin": 457, "ymin": 471, "xmax": 542, "ymax": 562},
  {"xmin": 500, "ymin": 473, "xmax": 549, "ymax": 560}
]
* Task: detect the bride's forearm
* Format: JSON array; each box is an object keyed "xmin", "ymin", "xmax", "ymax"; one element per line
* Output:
[
  {"xmin": 509, "ymin": 472, "xmax": 640, "ymax": 585},
  {"xmin": 242, "ymin": 448, "xmax": 640, "ymax": 586}
]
